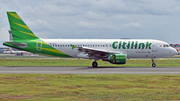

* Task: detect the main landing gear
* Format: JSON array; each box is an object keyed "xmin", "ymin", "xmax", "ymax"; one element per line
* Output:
[
  {"xmin": 92, "ymin": 59, "xmax": 99, "ymax": 67},
  {"xmin": 92, "ymin": 61, "xmax": 98, "ymax": 67},
  {"xmin": 152, "ymin": 58, "xmax": 156, "ymax": 67}
]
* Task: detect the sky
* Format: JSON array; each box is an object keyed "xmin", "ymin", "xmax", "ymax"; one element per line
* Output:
[{"xmin": 1, "ymin": 0, "xmax": 180, "ymax": 47}]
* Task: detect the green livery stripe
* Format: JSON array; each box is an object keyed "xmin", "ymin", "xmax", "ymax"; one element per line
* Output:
[
  {"xmin": 20, "ymin": 31, "xmax": 37, "ymax": 37},
  {"xmin": 8, "ymin": 12, "xmax": 21, "ymax": 20},
  {"xmin": 3, "ymin": 41, "xmax": 71, "ymax": 57},
  {"xmin": 41, "ymin": 41, "xmax": 70, "ymax": 56},
  {"xmin": 42, "ymin": 48, "xmax": 67, "ymax": 55},
  {"xmin": 14, "ymin": 22, "xmax": 31, "ymax": 30},
  {"xmin": 42, "ymin": 41, "xmax": 48, "ymax": 45}
]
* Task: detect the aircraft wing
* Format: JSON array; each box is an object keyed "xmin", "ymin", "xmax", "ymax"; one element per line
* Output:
[
  {"xmin": 78, "ymin": 47, "xmax": 118, "ymax": 54},
  {"xmin": 76, "ymin": 46, "xmax": 121, "ymax": 59}
]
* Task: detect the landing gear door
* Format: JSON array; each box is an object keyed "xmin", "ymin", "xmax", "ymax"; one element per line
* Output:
[
  {"xmin": 152, "ymin": 42, "xmax": 158, "ymax": 52},
  {"xmin": 36, "ymin": 41, "xmax": 42, "ymax": 51}
]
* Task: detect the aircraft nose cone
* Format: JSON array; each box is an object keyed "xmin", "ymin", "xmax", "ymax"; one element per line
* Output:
[{"xmin": 171, "ymin": 48, "xmax": 178, "ymax": 56}]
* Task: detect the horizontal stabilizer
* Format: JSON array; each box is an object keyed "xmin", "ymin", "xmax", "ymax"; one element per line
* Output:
[{"xmin": 3, "ymin": 42, "xmax": 27, "ymax": 48}]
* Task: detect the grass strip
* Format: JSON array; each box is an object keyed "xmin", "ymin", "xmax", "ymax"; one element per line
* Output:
[
  {"xmin": 0, "ymin": 59, "xmax": 180, "ymax": 67},
  {"xmin": 0, "ymin": 74, "xmax": 180, "ymax": 100}
]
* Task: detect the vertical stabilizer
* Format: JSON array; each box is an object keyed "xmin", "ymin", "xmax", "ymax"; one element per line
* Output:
[{"xmin": 7, "ymin": 12, "xmax": 39, "ymax": 40}]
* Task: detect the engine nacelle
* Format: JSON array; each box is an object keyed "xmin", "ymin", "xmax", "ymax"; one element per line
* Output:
[{"xmin": 109, "ymin": 54, "xmax": 126, "ymax": 64}]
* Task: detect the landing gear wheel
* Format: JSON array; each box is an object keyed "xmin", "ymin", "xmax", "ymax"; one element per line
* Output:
[
  {"xmin": 152, "ymin": 63, "xmax": 156, "ymax": 67},
  {"xmin": 92, "ymin": 62, "xmax": 98, "ymax": 67}
]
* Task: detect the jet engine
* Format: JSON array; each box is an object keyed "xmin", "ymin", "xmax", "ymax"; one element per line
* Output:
[{"xmin": 109, "ymin": 54, "xmax": 127, "ymax": 64}]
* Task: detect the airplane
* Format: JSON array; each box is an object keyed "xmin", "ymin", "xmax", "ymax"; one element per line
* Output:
[
  {"xmin": 0, "ymin": 48, "xmax": 12, "ymax": 54},
  {"xmin": 0, "ymin": 48, "xmax": 29, "ymax": 56},
  {"xmin": 9, "ymin": 48, "xmax": 30, "ymax": 56},
  {"xmin": 3, "ymin": 12, "xmax": 178, "ymax": 67}
]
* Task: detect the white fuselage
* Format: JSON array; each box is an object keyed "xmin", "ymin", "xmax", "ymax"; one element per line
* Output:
[{"xmin": 42, "ymin": 39, "xmax": 177, "ymax": 59}]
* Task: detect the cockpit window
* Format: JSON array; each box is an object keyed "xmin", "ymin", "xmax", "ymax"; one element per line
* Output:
[{"xmin": 163, "ymin": 44, "xmax": 169, "ymax": 47}]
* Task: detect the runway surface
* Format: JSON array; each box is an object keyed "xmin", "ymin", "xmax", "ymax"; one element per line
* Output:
[{"xmin": 0, "ymin": 66, "xmax": 180, "ymax": 74}]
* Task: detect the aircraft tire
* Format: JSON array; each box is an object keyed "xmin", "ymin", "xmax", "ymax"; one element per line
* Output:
[
  {"xmin": 152, "ymin": 63, "xmax": 156, "ymax": 67},
  {"xmin": 92, "ymin": 62, "xmax": 98, "ymax": 67}
]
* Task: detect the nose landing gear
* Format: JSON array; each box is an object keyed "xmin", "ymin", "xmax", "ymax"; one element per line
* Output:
[
  {"xmin": 152, "ymin": 58, "xmax": 156, "ymax": 67},
  {"xmin": 152, "ymin": 63, "xmax": 156, "ymax": 67}
]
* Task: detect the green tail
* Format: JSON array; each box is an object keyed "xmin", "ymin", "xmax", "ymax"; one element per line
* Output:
[
  {"xmin": 4, "ymin": 11, "xmax": 71, "ymax": 57},
  {"xmin": 7, "ymin": 12, "xmax": 39, "ymax": 40}
]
